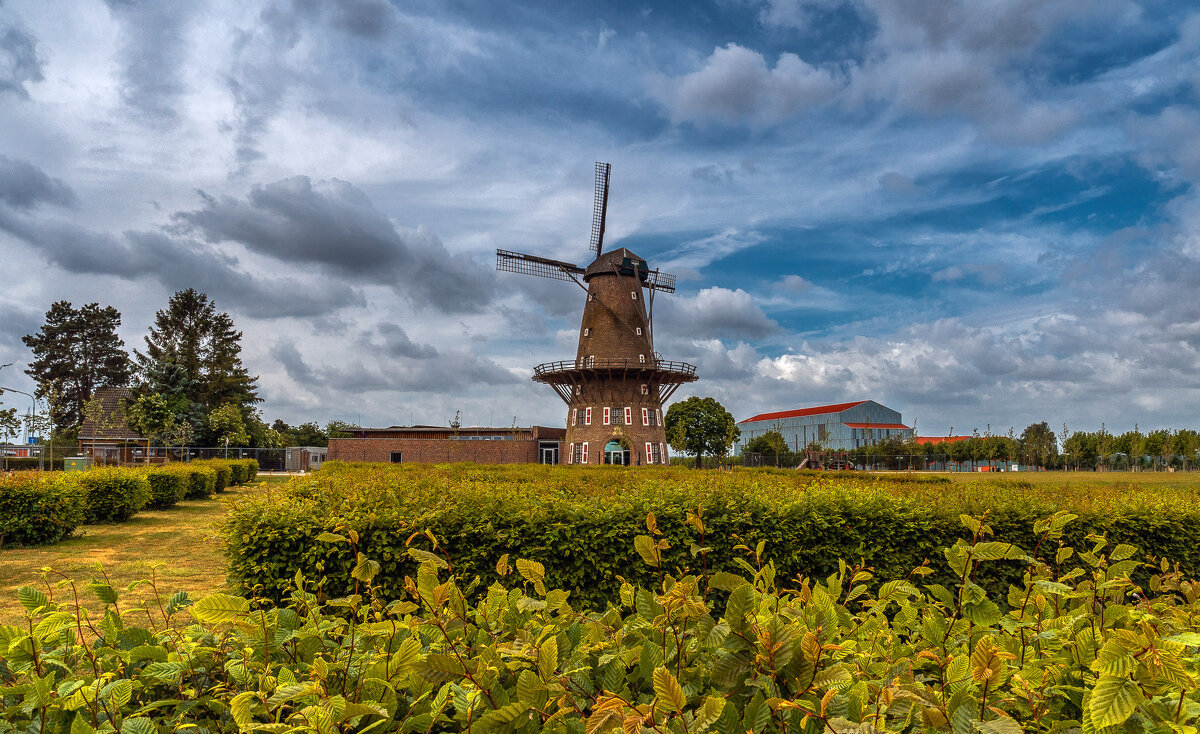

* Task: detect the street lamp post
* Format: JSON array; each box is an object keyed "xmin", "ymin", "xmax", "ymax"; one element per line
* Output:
[{"xmin": 0, "ymin": 385, "xmax": 42, "ymax": 470}]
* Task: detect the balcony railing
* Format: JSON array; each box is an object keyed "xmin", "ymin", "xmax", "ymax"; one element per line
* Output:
[{"xmin": 533, "ymin": 357, "xmax": 697, "ymax": 378}]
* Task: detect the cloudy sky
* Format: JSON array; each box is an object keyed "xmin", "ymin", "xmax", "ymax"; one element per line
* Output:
[{"xmin": 2, "ymin": 0, "xmax": 1199, "ymax": 437}]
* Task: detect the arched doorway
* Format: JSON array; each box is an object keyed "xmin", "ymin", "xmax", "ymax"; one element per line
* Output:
[{"xmin": 604, "ymin": 439, "xmax": 630, "ymax": 466}]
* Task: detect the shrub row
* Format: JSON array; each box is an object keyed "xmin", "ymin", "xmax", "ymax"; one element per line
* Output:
[
  {"xmin": 0, "ymin": 457, "xmax": 65, "ymax": 471},
  {"xmin": 6, "ymin": 519, "xmax": 1200, "ymax": 734},
  {"xmin": 0, "ymin": 458, "xmax": 257, "ymax": 547},
  {"xmin": 0, "ymin": 472, "xmax": 86, "ymax": 547},
  {"xmin": 223, "ymin": 462, "xmax": 1200, "ymax": 608}
]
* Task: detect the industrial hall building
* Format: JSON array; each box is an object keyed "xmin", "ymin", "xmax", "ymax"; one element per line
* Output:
[
  {"xmin": 734, "ymin": 400, "xmax": 914, "ymax": 453},
  {"xmin": 326, "ymin": 425, "xmax": 566, "ymax": 465}
]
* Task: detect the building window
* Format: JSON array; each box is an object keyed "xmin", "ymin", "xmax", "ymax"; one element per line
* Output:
[
  {"xmin": 642, "ymin": 407, "xmax": 649, "ymax": 426},
  {"xmin": 647, "ymin": 442, "xmax": 661, "ymax": 464},
  {"xmin": 390, "ymin": 452, "xmax": 403, "ymax": 463},
  {"xmin": 572, "ymin": 408, "xmax": 577, "ymax": 426},
  {"xmin": 636, "ymin": 327, "xmax": 642, "ymax": 335},
  {"xmin": 583, "ymin": 328, "xmax": 590, "ymax": 337},
  {"xmin": 624, "ymin": 407, "xmax": 632, "ymax": 426},
  {"xmin": 603, "ymin": 407, "xmax": 611, "ymax": 425},
  {"xmin": 584, "ymin": 407, "xmax": 592, "ymax": 425}
]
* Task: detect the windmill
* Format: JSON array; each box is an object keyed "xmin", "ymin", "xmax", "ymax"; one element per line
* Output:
[{"xmin": 497, "ymin": 162, "xmax": 697, "ymax": 466}]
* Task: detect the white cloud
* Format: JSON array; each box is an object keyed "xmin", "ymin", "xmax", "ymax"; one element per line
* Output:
[{"xmin": 650, "ymin": 43, "xmax": 840, "ymax": 127}]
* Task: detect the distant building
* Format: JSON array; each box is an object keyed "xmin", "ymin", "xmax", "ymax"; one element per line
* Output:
[
  {"xmin": 327, "ymin": 425, "xmax": 566, "ymax": 465},
  {"xmin": 77, "ymin": 386, "xmax": 146, "ymax": 464},
  {"xmin": 285, "ymin": 446, "xmax": 328, "ymax": 472},
  {"xmin": 735, "ymin": 400, "xmax": 914, "ymax": 453},
  {"xmin": 914, "ymin": 435, "xmax": 972, "ymax": 445}
]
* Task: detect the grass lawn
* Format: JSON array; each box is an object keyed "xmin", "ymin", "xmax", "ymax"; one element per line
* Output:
[{"xmin": 0, "ymin": 477, "xmax": 286, "ymax": 626}]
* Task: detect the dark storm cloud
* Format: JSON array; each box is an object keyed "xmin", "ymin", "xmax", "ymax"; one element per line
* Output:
[
  {"xmin": 0, "ymin": 155, "xmax": 77, "ymax": 210},
  {"xmin": 0, "ymin": 300, "xmax": 41, "ymax": 349},
  {"xmin": 173, "ymin": 176, "xmax": 497, "ymax": 313},
  {"xmin": 269, "ymin": 333, "xmax": 519, "ymax": 393},
  {"xmin": 0, "ymin": 207, "xmax": 362, "ymax": 319},
  {"xmin": 0, "ymin": 22, "xmax": 43, "ymax": 99},
  {"xmin": 103, "ymin": 1, "xmax": 194, "ymax": 124}
]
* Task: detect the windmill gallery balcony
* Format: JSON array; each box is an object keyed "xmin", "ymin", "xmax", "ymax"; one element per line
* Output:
[{"xmin": 531, "ymin": 356, "xmax": 697, "ymax": 405}]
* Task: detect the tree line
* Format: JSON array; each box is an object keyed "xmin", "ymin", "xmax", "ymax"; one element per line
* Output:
[
  {"xmin": 746, "ymin": 420, "xmax": 1200, "ymax": 471},
  {"xmin": 3, "ymin": 289, "xmax": 355, "ymax": 451}
]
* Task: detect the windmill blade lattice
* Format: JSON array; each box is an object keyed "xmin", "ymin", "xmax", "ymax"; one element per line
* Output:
[
  {"xmin": 496, "ymin": 249, "xmax": 584, "ymax": 282},
  {"xmin": 588, "ymin": 162, "xmax": 611, "ymax": 257}
]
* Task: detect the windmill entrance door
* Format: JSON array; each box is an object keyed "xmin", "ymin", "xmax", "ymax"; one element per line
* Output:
[{"xmin": 604, "ymin": 440, "xmax": 629, "ymax": 466}]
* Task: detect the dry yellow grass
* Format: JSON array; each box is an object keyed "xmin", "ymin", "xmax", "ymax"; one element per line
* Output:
[{"xmin": 0, "ymin": 479, "xmax": 282, "ymax": 626}]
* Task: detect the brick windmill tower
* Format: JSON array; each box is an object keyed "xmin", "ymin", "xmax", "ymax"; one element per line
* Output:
[{"xmin": 497, "ymin": 162, "xmax": 697, "ymax": 465}]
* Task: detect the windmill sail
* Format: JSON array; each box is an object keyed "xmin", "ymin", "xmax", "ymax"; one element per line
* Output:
[
  {"xmin": 588, "ymin": 162, "xmax": 611, "ymax": 258},
  {"xmin": 496, "ymin": 249, "xmax": 584, "ymax": 282}
]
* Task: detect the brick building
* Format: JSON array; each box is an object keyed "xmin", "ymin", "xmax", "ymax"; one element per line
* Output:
[{"xmin": 326, "ymin": 425, "xmax": 566, "ymax": 465}]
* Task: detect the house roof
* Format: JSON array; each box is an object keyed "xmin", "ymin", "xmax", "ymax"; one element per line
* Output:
[
  {"xmin": 844, "ymin": 423, "xmax": 910, "ymax": 430},
  {"xmin": 77, "ymin": 386, "xmax": 142, "ymax": 441},
  {"xmin": 914, "ymin": 435, "xmax": 972, "ymax": 444},
  {"xmin": 740, "ymin": 401, "xmax": 868, "ymax": 424}
]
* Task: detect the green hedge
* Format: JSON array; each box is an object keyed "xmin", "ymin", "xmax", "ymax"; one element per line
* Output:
[
  {"xmin": 1, "ymin": 457, "xmax": 65, "ymax": 471},
  {"xmin": 182, "ymin": 465, "xmax": 217, "ymax": 499},
  {"xmin": 143, "ymin": 465, "xmax": 189, "ymax": 509},
  {"xmin": 0, "ymin": 472, "xmax": 86, "ymax": 547},
  {"xmin": 241, "ymin": 458, "xmax": 258, "ymax": 482},
  {"xmin": 78, "ymin": 467, "xmax": 151, "ymax": 523},
  {"xmin": 193, "ymin": 460, "xmax": 233, "ymax": 492},
  {"xmin": 223, "ymin": 463, "xmax": 1200, "ymax": 608}
]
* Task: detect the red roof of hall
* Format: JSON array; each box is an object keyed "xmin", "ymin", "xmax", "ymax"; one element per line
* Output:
[
  {"xmin": 739, "ymin": 401, "xmax": 868, "ymax": 424},
  {"xmin": 844, "ymin": 423, "xmax": 910, "ymax": 430},
  {"xmin": 914, "ymin": 435, "xmax": 972, "ymax": 444}
]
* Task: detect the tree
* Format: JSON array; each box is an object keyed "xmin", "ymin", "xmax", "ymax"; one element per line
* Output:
[
  {"xmin": 665, "ymin": 396, "xmax": 740, "ymax": 469},
  {"xmin": 1019, "ymin": 421, "xmax": 1057, "ymax": 468},
  {"xmin": 745, "ymin": 429, "xmax": 788, "ymax": 456},
  {"xmin": 22, "ymin": 301, "xmax": 131, "ymax": 430},
  {"xmin": 0, "ymin": 407, "xmax": 20, "ymax": 470},
  {"xmin": 208, "ymin": 403, "xmax": 250, "ymax": 455},
  {"xmin": 273, "ymin": 420, "xmax": 328, "ymax": 447},
  {"xmin": 134, "ymin": 289, "xmax": 260, "ymax": 424}
]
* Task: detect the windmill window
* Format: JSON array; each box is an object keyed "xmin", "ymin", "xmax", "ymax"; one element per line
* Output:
[
  {"xmin": 572, "ymin": 408, "xmax": 577, "ymax": 426},
  {"xmin": 638, "ymin": 354, "xmax": 645, "ymax": 364},
  {"xmin": 603, "ymin": 407, "xmax": 611, "ymax": 425},
  {"xmin": 624, "ymin": 407, "xmax": 632, "ymax": 426},
  {"xmin": 659, "ymin": 442, "xmax": 665, "ymax": 462},
  {"xmin": 631, "ymin": 291, "xmax": 637, "ymax": 300},
  {"xmin": 640, "ymin": 384, "xmax": 648, "ymax": 395},
  {"xmin": 642, "ymin": 407, "xmax": 649, "ymax": 426},
  {"xmin": 589, "ymin": 294, "xmax": 595, "ymax": 301},
  {"xmin": 636, "ymin": 327, "xmax": 642, "ymax": 335},
  {"xmin": 568, "ymin": 443, "xmax": 575, "ymax": 464},
  {"xmin": 583, "ymin": 328, "xmax": 590, "ymax": 337},
  {"xmin": 585, "ymin": 355, "xmax": 595, "ymax": 367},
  {"xmin": 584, "ymin": 407, "xmax": 592, "ymax": 425},
  {"xmin": 581, "ymin": 442, "xmax": 589, "ymax": 464}
]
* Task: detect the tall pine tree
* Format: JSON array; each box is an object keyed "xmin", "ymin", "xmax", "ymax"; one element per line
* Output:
[
  {"xmin": 22, "ymin": 301, "xmax": 131, "ymax": 430},
  {"xmin": 134, "ymin": 290, "xmax": 260, "ymax": 418}
]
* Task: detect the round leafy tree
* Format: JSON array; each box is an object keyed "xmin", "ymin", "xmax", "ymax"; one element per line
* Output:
[{"xmin": 664, "ymin": 396, "xmax": 740, "ymax": 468}]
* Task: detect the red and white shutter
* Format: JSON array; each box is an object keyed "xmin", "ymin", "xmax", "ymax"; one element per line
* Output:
[
  {"xmin": 603, "ymin": 407, "xmax": 610, "ymax": 425},
  {"xmin": 645, "ymin": 442, "xmax": 653, "ymax": 463},
  {"xmin": 568, "ymin": 443, "xmax": 574, "ymax": 464},
  {"xmin": 642, "ymin": 407, "xmax": 649, "ymax": 426},
  {"xmin": 582, "ymin": 442, "xmax": 589, "ymax": 464},
  {"xmin": 659, "ymin": 442, "xmax": 666, "ymax": 462},
  {"xmin": 624, "ymin": 407, "xmax": 632, "ymax": 425},
  {"xmin": 571, "ymin": 408, "xmax": 577, "ymax": 426},
  {"xmin": 585, "ymin": 407, "xmax": 592, "ymax": 425}
]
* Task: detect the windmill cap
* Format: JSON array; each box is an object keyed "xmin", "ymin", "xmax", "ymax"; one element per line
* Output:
[{"xmin": 583, "ymin": 247, "xmax": 650, "ymax": 282}]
